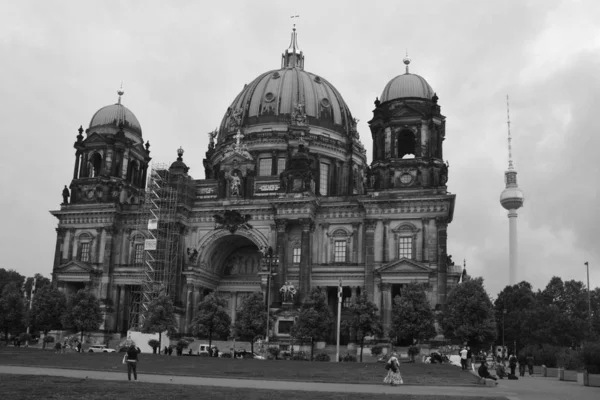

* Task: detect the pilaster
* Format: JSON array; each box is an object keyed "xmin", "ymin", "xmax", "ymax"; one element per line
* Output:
[
  {"xmin": 299, "ymin": 218, "xmax": 312, "ymax": 302},
  {"xmin": 364, "ymin": 219, "xmax": 378, "ymax": 301}
]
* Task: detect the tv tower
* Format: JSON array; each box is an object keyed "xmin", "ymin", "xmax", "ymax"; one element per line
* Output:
[{"xmin": 500, "ymin": 96, "xmax": 525, "ymax": 285}]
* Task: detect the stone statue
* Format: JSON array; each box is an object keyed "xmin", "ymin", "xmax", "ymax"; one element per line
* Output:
[
  {"xmin": 291, "ymin": 102, "xmax": 307, "ymax": 125},
  {"xmin": 62, "ymin": 185, "xmax": 70, "ymax": 204},
  {"xmin": 230, "ymin": 172, "xmax": 241, "ymax": 197},
  {"xmin": 280, "ymin": 281, "xmax": 296, "ymax": 303}
]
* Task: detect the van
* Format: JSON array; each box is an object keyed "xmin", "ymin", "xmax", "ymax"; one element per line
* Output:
[{"xmin": 198, "ymin": 344, "xmax": 215, "ymax": 355}]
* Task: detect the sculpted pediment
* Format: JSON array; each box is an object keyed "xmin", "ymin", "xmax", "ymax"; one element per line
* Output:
[
  {"xmin": 377, "ymin": 258, "xmax": 431, "ymax": 274},
  {"xmin": 83, "ymin": 132, "xmax": 106, "ymax": 144},
  {"xmin": 56, "ymin": 260, "xmax": 93, "ymax": 274}
]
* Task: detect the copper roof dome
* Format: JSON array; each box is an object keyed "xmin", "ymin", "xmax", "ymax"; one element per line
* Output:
[
  {"xmin": 88, "ymin": 89, "xmax": 142, "ymax": 137},
  {"xmin": 218, "ymin": 28, "xmax": 354, "ymax": 141},
  {"xmin": 380, "ymin": 56, "xmax": 435, "ymax": 102}
]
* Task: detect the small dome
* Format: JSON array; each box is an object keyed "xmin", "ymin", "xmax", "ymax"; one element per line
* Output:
[
  {"xmin": 380, "ymin": 73, "xmax": 435, "ymax": 102},
  {"xmin": 89, "ymin": 103, "xmax": 142, "ymax": 137},
  {"xmin": 500, "ymin": 187, "xmax": 525, "ymax": 210}
]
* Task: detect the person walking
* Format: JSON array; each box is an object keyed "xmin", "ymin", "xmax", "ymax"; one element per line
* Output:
[
  {"xmin": 526, "ymin": 354, "xmax": 535, "ymax": 377},
  {"xmin": 466, "ymin": 346, "xmax": 473, "ymax": 370},
  {"xmin": 508, "ymin": 354, "xmax": 517, "ymax": 377},
  {"xmin": 459, "ymin": 347, "xmax": 468, "ymax": 370},
  {"xmin": 125, "ymin": 344, "xmax": 139, "ymax": 381},
  {"xmin": 383, "ymin": 352, "xmax": 403, "ymax": 386},
  {"xmin": 518, "ymin": 353, "xmax": 526, "ymax": 377}
]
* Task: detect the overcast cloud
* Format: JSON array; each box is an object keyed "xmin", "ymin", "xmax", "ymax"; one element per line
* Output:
[{"xmin": 0, "ymin": 0, "xmax": 598, "ymax": 299}]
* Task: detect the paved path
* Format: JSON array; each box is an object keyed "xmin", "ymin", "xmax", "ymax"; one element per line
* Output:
[{"xmin": 0, "ymin": 365, "xmax": 597, "ymax": 399}]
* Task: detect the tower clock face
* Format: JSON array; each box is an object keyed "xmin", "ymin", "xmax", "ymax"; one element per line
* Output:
[{"xmin": 400, "ymin": 173, "xmax": 412, "ymax": 184}]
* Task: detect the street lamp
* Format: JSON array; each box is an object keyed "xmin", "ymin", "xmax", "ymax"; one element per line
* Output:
[
  {"xmin": 502, "ymin": 308, "xmax": 507, "ymax": 362},
  {"xmin": 585, "ymin": 262, "xmax": 591, "ymax": 335},
  {"xmin": 261, "ymin": 247, "xmax": 278, "ymax": 343}
]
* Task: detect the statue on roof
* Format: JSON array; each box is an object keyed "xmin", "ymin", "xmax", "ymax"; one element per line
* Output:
[{"xmin": 291, "ymin": 102, "xmax": 307, "ymax": 126}]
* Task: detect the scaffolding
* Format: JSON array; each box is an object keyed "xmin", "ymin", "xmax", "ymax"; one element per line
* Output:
[{"xmin": 128, "ymin": 163, "xmax": 183, "ymax": 330}]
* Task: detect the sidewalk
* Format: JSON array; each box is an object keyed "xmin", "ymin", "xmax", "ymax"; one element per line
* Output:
[{"xmin": 0, "ymin": 365, "xmax": 597, "ymax": 399}]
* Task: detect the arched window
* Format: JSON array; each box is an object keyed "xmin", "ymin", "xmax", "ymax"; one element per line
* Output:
[
  {"xmin": 328, "ymin": 228, "xmax": 351, "ymax": 263},
  {"xmin": 397, "ymin": 130, "xmax": 416, "ymax": 159},
  {"xmin": 88, "ymin": 153, "xmax": 102, "ymax": 177}
]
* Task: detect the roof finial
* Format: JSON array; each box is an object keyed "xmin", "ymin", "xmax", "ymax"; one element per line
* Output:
[
  {"xmin": 403, "ymin": 50, "xmax": 411, "ymax": 74},
  {"xmin": 117, "ymin": 82, "xmax": 124, "ymax": 105},
  {"xmin": 289, "ymin": 15, "xmax": 300, "ymax": 53},
  {"xmin": 506, "ymin": 95, "xmax": 514, "ymax": 171}
]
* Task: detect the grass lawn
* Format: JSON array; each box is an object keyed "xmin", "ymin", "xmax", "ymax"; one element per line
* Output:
[
  {"xmin": 0, "ymin": 374, "xmax": 508, "ymax": 400},
  {"xmin": 0, "ymin": 347, "xmax": 479, "ymax": 386}
]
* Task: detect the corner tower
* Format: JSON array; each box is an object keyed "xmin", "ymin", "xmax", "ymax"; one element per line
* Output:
[
  {"xmin": 366, "ymin": 55, "xmax": 457, "ymax": 308},
  {"xmin": 500, "ymin": 96, "xmax": 524, "ymax": 285}
]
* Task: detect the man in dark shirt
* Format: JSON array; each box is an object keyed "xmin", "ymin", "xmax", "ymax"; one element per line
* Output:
[
  {"xmin": 478, "ymin": 361, "xmax": 497, "ymax": 381},
  {"xmin": 125, "ymin": 345, "xmax": 139, "ymax": 381}
]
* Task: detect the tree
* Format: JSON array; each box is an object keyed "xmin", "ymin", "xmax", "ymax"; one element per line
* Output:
[
  {"xmin": 0, "ymin": 269, "xmax": 24, "ymax": 297},
  {"xmin": 233, "ymin": 292, "xmax": 268, "ymax": 354},
  {"xmin": 439, "ymin": 277, "xmax": 496, "ymax": 349},
  {"xmin": 0, "ymin": 283, "xmax": 26, "ymax": 344},
  {"xmin": 494, "ymin": 281, "xmax": 536, "ymax": 350},
  {"xmin": 61, "ymin": 289, "xmax": 102, "ymax": 344},
  {"xmin": 341, "ymin": 292, "xmax": 382, "ymax": 362},
  {"xmin": 30, "ymin": 286, "xmax": 66, "ymax": 348},
  {"xmin": 290, "ymin": 287, "xmax": 334, "ymax": 360},
  {"xmin": 23, "ymin": 274, "xmax": 51, "ymax": 297},
  {"xmin": 141, "ymin": 293, "xmax": 178, "ymax": 353},
  {"xmin": 190, "ymin": 293, "xmax": 231, "ymax": 349},
  {"xmin": 389, "ymin": 282, "xmax": 436, "ymax": 346}
]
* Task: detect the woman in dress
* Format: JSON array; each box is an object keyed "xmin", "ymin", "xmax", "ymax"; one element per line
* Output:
[{"xmin": 383, "ymin": 352, "xmax": 403, "ymax": 386}]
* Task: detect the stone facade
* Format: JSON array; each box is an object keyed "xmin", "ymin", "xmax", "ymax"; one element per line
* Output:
[{"xmin": 50, "ymin": 31, "xmax": 460, "ymax": 341}]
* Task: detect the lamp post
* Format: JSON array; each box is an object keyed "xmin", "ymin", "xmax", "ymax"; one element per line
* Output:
[
  {"xmin": 585, "ymin": 262, "xmax": 591, "ymax": 335},
  {"xmin": 262, "ymin": 247, "xmax": 278, "ymax": 343},
  {"xmin": 502, "ymin": 308, "xmax": 507, "ymax": 362}
]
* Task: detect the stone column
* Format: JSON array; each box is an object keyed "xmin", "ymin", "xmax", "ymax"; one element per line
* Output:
[
  {"xmin": 421, "ymin": 217, "xmax": 429, "ymax": 262},
  {"xmin": 116, "ymin": 285, "xmax": 125, "ymax": 333},
  {"xmin": 382, "ymin": 220, "xmax": 390, "ymax": 263},
  {"xmin": 73, "ymin": 152, "xmax": 80, "ymax": 180},
  {"xmin": 230, "ymin": 292, "xmax": 238, "ymax": 325},
  {"xmin": 274, "ymin": 219, "xmax": 288, "ymax": 305},
  {"xmin": 185, "ymin": 286, "xmax": 193, "ymax": 332},
  {"xmin": 299, "ymin": 218, "xmax": 312, "ymax": 302},
  {"xmin": 111, "ymin": 284, "xmax": 119, "ymax": 332},
  {"xmin": 100, "ymin": 228, "xmax": 114, "ymax": 300},
  {"xmin": 364, "ymin": 220, "xmax": 378, "ymax": 301},
  {"xmin": 68, "ymin": 229, "xmax": 76, "ymax": 261},
  {"xmin": 192, "ymin": 286, "xmax": 201, "ymax": 321},
  {"xmin": 53, "ymin": 228, "xmax": 66, "ymax": 270},
  {"xmin": 351, "ymin": 223, "xmax": 359, "ymax": 263},
  {"xmin": 380, "ymin": 282, "xmax": 392, "ymax": 334},
  {"xmin": 322, "ymin": 223, "xmax": 330, "ymax": 264},
  {"xmin": 437, "ymin": 217, "xmax": 448, "ymax": 306}
]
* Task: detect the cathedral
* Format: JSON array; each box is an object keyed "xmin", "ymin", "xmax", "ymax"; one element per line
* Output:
[{"xmin": 51, "ymin": 28, "xmax": 459, "ymax": 343}]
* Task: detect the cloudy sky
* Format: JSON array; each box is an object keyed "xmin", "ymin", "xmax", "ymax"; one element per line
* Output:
[{"xmin": 1, "ymin": 0, "xmax": 598, "ymax": 299}]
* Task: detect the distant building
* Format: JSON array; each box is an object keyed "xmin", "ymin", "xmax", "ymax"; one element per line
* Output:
[{"xmin": 50, "ymin": 28, "xmax": 459, "ymax": 342}]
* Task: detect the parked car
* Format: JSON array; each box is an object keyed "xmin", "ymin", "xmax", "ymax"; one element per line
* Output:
[
  {"xmin": 88, "ymin": 345, "xmax": 116, "ymax": 353},
  {"xmin": 234, "ymin": 350, "xmax": 265, "ymax": 360}
]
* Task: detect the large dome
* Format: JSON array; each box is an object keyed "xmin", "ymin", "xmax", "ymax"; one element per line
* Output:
[
  {"xmin": 218, "ymin": 28, "xmax": 354, "ymax": 141},
  {"xmin": 89, "ymin": 91, "xmax": 142, "ymax": 137},
  {"xmin": 219, "ymin": 68, "xmax": 354, "ymax": 139}
]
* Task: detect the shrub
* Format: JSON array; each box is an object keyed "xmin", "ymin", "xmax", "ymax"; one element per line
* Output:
[
  {"xmin": 342, "ymin": 353, "xmax": 357, "ymax": 362},
  {"xmin": 408, "ymin": 346, "xmax": 420, "ymax": 357},
  {"xmin": 18, "ymin": 333, "xmax": 32, "ymax": 343},
  {"xmin": 557, "ymin": 348, "xmax": 584, "ymax": 370},
  {"xmin": 148, "ymin": 339, "xmax": 160, "ymax": 354},
  {"xmin": 267, "ymin": 346, "xmax": 281, "ymax": 359},
  {"xmin": 176, "ymin": 339, "xmax": 189, "ymax": 350},
  {"xmin": 220, "ymin": 352, "xmax": 232, "ymax": 358},
  {"xmin": 43, "ymin": 336, "xmax": 55, "ymax": 343},
  {"xmin": 314, "ymin": 353, "xmax": 330, "ymax": 362},
  {"xmin": 581, "ymin": 342, "xmax": 600, "ymax": 374},
  {"xmin": 370, "ymin": 345, "xmax": 384, "ymax": 357}
]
